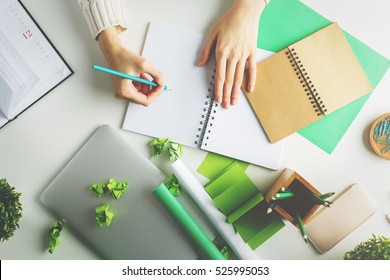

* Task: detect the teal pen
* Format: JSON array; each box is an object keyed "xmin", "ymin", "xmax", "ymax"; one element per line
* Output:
[{"xmin": 92, "ymin": 64, "xmax": 170, "ymax": 90}]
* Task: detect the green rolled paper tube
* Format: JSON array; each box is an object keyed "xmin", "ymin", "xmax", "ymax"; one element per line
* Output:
[{"xmin": 153, "ymin": 183, "xmax": 225, "ymax": 260}]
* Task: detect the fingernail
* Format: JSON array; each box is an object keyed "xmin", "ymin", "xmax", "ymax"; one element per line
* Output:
[
  {"xmin": 223, "ymin": 102, "xmax": 229, "ymax": 109},
  {"xmin": 197, "ymin": 58, "xmax": 203, "ymax": 66},
  {"xmin": 216, "ymin": 96, "xmax": 222, "ymax": 103},
  {"xmin": 249, "ymin": 85, "xmax": 254, "ymax": 92},
  {"xmin": 232, "ymin": 98, "xmax": 237, "ymax": 105}
]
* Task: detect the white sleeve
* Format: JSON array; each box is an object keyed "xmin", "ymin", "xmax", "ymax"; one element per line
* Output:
[{"xmin": 78, "ymin": 0, "xmax": 127, "ymax": 40}]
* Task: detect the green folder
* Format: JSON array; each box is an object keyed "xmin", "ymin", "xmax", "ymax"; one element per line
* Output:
[{"xmin": 258, "ymin": 0, "xmax": 390, "ymax": 153}]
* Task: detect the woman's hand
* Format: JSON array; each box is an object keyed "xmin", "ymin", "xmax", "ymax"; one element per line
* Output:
[
  {"xmin": 197, "ymin": 0, "xmax": 265, "ymax": 109},
  {"xmin": 98, "ymin": 27, "xmax": 164, "ymax": 106}
]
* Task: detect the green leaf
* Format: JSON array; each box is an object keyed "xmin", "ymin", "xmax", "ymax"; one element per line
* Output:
[
  {"xmin": 95, "ymin": 203, "xmax": 114, "ymax": 228},
  {"xmin": 344, "ymin": 234, "xmax": 390, "ymax": 260},
  {"xmin": 48, "ymin": 221, "xmax": 63, "ymax": 254},
  {"xmin": 0, "ymin": 178, "xmax": 23, "ymax": 242},
  {"xmin": 150, "ymin": 138, "xmax": 170, "ymax": 158}
]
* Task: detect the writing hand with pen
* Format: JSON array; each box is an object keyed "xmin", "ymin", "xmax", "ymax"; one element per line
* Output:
[{"xmin": 97, "ymin": 26, "xmax": 165, "ymax": 107}]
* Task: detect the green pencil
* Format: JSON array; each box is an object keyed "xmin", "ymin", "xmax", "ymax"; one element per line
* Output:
[
  {"xmin": 310, "ymin": 193, "xmax": 332, "ymax": 207},
  {"xmin": 295, "ymin": 211, "xmax": 308, "ymax": 243},
  {"xmin": 318, "ymin": 192, "xmax": 335, "ymax": 199},
  {"xmin": 266, "ymin": 202, "xmax": 278, "ymax": 214},
  {"xmin": 272, "ymin": 191, "xmax": 294, "ymax": 200}
]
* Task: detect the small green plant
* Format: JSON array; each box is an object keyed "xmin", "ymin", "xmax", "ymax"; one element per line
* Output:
[
  {"xmin": 344, "ymin": 234, "xmax": 390, "ymax": 260},
  {"xmin": 0, "ymin": 178, "xmax": 23, "ymax": 242}
]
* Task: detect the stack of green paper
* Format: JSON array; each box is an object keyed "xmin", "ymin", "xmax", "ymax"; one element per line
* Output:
[
  {"xmin": 258, "ymin": 0, "xmax": 389, "ymax": 153},
  {"xmin": 204, "ymin": 163, "xmax": 285, "ymax": 250}
]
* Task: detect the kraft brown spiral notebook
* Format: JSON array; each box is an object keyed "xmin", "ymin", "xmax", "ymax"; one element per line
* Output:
[{"xmin": 243, "ymin": 22, "xmax": 373, "ymax": 144}]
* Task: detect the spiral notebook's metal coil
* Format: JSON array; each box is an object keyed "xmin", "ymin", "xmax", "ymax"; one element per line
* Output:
[
  {"xmin": 286, "ymin": 48, "xmax": 327, "ymax": 116},
  {"xmin": 194, "ymin": 68, "xmax": 218, "ymax": 147}
]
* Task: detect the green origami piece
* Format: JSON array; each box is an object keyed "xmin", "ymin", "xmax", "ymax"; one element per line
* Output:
[
  {"xmin": 150, "ymin": 138, "xmax": 170, "ymax": 158},
  {"xmin": 95, "ymin": 203, "xmax": 114, "ymax": 228},
  {"xmin": 168, "ymin": 142, "xmax": 183, "ymax": 162},
  {"xmin": 89, "ymin": 179, "xmax": 128, "ymax": 199},
  {"xmin": 106, "ymin": 178, "xmax": 128, "ymax": 200},
  {"xmin": 89, "ymin": 183, "xmax": 106, "ymax": 197},
  {"xmin": 164, "ymin": 174, "xmax": 182, "ymax": 197},
  {"xmin": 220, "ymin": 245, "xmax": 230, "ymax": 259},
  {"xmin": 48, "ymin": 220, "xmax": 63, "ymax": 254}
]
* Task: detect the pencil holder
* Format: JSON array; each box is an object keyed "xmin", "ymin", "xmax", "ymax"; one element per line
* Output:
[{"xmin": 265, "ymin": 168, "xmax": 322, "ymax": 225}]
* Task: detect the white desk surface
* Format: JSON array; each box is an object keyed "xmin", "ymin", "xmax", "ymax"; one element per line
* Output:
[{"xmin": 0, "ymin": 0, "xmax": 389, "ymax": 260}]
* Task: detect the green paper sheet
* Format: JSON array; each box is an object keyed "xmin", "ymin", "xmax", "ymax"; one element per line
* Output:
[
  {"xmin": 204, "ymin": 162, "xmax": 285, "ymax": 249},
  {"xmin": 213, "ymin": 179, "xmax": 260, "ymax": 217},
  {"xmin": 197, "ymin": 152, "xmax": 249, "ymax": 179},
  {"xmin": 152, "ymin": 184, "xmax": 225, "ymax": 260},
  {"xmin": 233, "ymin": 202, "xmax": 285, "ymax": 250},
  {"xmin": 204, "ymin": 162, "xmax": 246, "ymax": 198},
  {"xmin": 227, "ymin": 194, "xmax": 264, "ymax": 224},
  {"xmin": 258, "ymin": 0, "xmax": 390, "ymax": 153}
]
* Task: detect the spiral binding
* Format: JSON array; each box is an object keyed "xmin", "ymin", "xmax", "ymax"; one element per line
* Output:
[
  {"xmin": 285, "ymin": 48, "xmax": 327, "ymax": 116},
  {"xmin": 194, "ymin": 68, "xmax": 218, "ymax": 147}
]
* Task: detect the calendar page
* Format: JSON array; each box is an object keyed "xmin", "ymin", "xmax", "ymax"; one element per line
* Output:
[{"xmin": 0, "ymin": 0, "xmax": 72, "ymax": 127}]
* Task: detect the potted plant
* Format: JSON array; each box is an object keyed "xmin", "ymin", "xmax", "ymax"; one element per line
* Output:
[
  {"xmin": 344, "ymin": 234, "xmax": 390, "ymax": 260},
  {"xmin": 0, "ymin": 178, "xmax": 22, "ymax": 242}
]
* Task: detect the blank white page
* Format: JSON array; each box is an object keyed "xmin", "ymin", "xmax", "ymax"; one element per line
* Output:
[
  {"xmin": 201, "ymin": 50, "xmax": 286, "ymax": 170},
  {"xmin": 123, "ymin": 21, "xmax": 213, "ymax": 148},
  {"xmin": 123, "ymin": 22, "xmax": 285, "ymax": 170}
]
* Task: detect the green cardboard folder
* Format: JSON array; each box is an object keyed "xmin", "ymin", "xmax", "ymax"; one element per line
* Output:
[{"xmin": 258, "ymin": 0, "xmax": 390, "ymax": 153}]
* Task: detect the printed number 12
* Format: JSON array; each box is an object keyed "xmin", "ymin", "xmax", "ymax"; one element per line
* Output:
[{"xmin": 23, "ymin": 30, "xmax": 32, "ymax": 39}]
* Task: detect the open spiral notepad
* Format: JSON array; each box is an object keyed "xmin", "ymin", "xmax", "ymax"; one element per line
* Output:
[
  {"xmin": 243, "ymin": 22, "xmax": 373, "ymax": 144},
  {"xmin": 123, "ymin": 22, "xmax": 285, "ymax": 170}
]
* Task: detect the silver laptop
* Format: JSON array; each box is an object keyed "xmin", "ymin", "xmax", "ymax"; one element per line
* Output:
[{"xmin": 41, "ymin": 125, "xmax": 198, "ymax": 259}]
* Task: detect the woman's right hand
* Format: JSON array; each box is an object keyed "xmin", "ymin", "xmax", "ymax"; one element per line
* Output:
[{"xmin": 98, "ymin": 27, "xmax": 164, "ymax": 106}]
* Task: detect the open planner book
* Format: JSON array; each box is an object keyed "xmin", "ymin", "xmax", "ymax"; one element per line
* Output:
[
  {"xmin": 123, "ymin": 22, "xmax": 285, "ymax": 170},
  {"xmin": 0, "ymin": 0, "xmax": 72, "ymax": 128}
]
